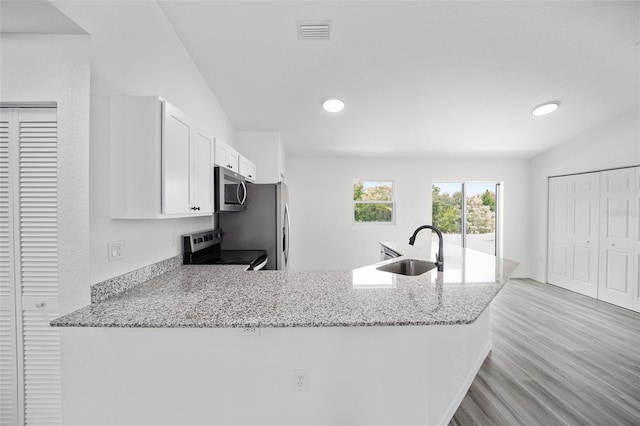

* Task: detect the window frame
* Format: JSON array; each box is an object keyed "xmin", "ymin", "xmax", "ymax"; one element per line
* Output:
[{"xmin": 352, "ymin": 179, "xmax": 396, "ymax": 225}]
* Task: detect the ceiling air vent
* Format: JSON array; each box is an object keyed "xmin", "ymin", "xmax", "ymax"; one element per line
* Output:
[{"xmin": 297, "ymin": 20, "xmax": 331, "ymax": 40}]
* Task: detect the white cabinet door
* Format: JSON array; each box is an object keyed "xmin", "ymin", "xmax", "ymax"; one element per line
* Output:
[
  {"xmin": 239, "ymin": 155, "xmax": 257, "ymax": 182},
  {"xmin": 598, "ymin": 168, "xmax": 636, "ymax": 309},
  {"xmin": 191, "ymin": 128, "xmax": 213, "ymax": 213},
  {"xmin": 547, "ymin": 173, "xmax": 599, "ymax": 297},
  {"xmin": 162, "ymin": 102, "xmax": 214, "ymax": 215},
  {"xmin": 110, "ymin": 96, "xmax": 213, "ymax": 218},
  {"xmin": 162, "ymin": 102, "xmax": 192, "ymax": 215},
  {"xmin": 214, "ymin": 139, "xmax": 239, "ymax": 172}
]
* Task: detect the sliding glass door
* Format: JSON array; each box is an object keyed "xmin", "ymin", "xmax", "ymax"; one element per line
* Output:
[{"xmin": 432, "ymin": 182, "xmax": 499, "ymax": 255}]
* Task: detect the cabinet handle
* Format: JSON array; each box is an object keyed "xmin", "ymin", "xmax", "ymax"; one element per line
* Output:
[
  {"xmin": 191, "ymin": 206, "xmax": 201, "ymax": 211},
  {"xmin": 35, "ymin": 301, "xmax": 46, "ymax": 308}
]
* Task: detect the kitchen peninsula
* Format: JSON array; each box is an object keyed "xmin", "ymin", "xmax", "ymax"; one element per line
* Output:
[{"xmin": 52, "ymin": 243, "xmax": 518, "ymax": 426}]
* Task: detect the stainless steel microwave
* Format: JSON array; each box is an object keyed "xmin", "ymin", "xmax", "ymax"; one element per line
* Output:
[{"xmin": 214, "ymin": 166, "xmax": 247, "ymax": 212}]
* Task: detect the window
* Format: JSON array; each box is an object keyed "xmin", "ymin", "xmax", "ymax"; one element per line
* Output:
[
  {"xmin": 353, "ymin": 180, "xmax": 395, "ymax": 223},
  {"xmin": 432, "ymin": 182, "xmax": 500, "ymax": 255}
]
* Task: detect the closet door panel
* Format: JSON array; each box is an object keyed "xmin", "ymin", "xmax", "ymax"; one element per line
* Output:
[
  {"xmin": 1, "ymin": 107, "xmax": 62, "ymax": 425},
  {"xmin": 598, "ymin": 168, "xmax": 635, "ymax": 309},
  {"xmin": 0, "ymin": 110, "xmax": 18, "ymax": 426},
  {"xmin": 634, "ymin": 167, "xmax": 640, "ymax": 312},
  {"xmin": 572, "ymin": 246, "xmax": 592, "ymax": 284},
  {"xmin": 548, "ymin": 173, "xmax": 599, "ymax": 297}
]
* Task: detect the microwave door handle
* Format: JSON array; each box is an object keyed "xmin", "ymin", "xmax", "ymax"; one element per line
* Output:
[{"xmin": 239, "ymin": 181, "xmax": 247, "ymax": 205}]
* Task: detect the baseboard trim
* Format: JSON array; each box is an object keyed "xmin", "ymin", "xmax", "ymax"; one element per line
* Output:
[{"xmin": 438, "ymin": 340, "xmax": 492, "ymax": 426}]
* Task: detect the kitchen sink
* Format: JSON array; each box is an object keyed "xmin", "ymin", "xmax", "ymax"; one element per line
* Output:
[{"xmin": 376, "ymin": 259, "xmax": 437, "ymax": 276}]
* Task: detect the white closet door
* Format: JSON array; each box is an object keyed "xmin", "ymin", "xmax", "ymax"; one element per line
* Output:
[
  {"xmin": 547, "ymin": 173, "xmax": 599, "ymax": 297},
  {"xmin": 0, "ymin": 107, "xmax": 62, "ymax": 425},
  {"xmin": 598, "ymin": 168, "xmax": 636, "ymax": 309},
  {"xmin": 633, "ymin": 167, "xmax": 640, "ymax": 313},
  {"xmin": 0, "ymin": 110, "xmax": 19, "ymax": 425}
]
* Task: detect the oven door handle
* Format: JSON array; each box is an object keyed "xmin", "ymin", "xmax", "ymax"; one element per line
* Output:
[{"xmin": 251, "ymin": 256, "xmax": 268, "ymax": 271}]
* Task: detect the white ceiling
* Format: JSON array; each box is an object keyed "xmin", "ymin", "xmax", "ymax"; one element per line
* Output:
[
  {"xmin": 0, "ymin": 0, "xmax": 86, "ymax": 34},
  {"xmin": 158, "ymin": 1, "xmax": 639, "ymax": 159},
  {"xmin": 4, "ymin": 1, "xmax": 639, "ymax": 159}
]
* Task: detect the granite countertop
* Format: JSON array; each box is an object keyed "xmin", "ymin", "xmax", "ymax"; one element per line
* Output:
[{"xmin": 51, "ymin": 243, "xmax": 518, "ymax": 328}]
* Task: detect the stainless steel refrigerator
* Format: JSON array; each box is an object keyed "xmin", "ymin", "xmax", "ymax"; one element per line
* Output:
[{"xmin": 219, "ymin": 182, "xmax": 290, "ymax": 270}]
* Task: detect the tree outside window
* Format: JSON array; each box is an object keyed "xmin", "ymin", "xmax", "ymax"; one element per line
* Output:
[{"xmin": 353, "ymin": 181, "xmax": 394, "ymax": 223}]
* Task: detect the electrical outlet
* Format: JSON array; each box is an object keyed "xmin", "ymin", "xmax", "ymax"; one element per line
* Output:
[
  {"xmin": 237, "ymin": 327, "xmax": 260, "ymax": 336},
  {"xmin": 108, "ymin": 241, "xmax": 123, "ymax": 262},
  {"xmin": 293, "ymin": 369, "xmax": 307, "ymax": 391},
  {"xmin": 170, "ymin": 231, "xmax": 177, "ymax": 246}
]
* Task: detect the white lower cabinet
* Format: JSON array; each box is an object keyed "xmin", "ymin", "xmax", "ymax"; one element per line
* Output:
[
  {"xmin": 110, "ymin": 96, "xmax": 214, "ymax": 218},
  {"xmin": 548, "ymin": 166, "xmax": 639, "ymax": 312}
]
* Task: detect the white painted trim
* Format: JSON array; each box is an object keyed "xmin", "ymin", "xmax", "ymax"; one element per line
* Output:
[{"xmin": 439, "ymin": 340, "xmax": 492, "ymax": 426}]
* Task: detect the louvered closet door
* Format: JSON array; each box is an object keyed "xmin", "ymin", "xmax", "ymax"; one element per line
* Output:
[
  {"xmin": 632, "ymin": 167, "xmax": 639, "ymax": 313},
  {"xmin": 0, "ymin": 107, "xmax": 61, "ymax": 425},
  {"xmin": 0, "ymin": 110, "xmax": 19, "ymax": 425}
]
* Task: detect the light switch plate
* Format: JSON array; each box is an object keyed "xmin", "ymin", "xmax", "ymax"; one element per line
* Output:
[{"xmin": 108, "ymin": 241, "xmax": 123, "ymax": 262}]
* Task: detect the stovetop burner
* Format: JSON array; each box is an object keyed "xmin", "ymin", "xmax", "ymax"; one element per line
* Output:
[{"xmin": 182, "ymin": 229, "xmax": 267, "ymax": 270}]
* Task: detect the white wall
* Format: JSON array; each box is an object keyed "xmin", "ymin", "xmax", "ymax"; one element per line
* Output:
[
  {"xmin": 51, "ymin": 2, "xmax": 237, "ymax": 283},
  {"xmin": 0, "ymin": 34, "xmax": 91, "ymax": 313},
  {"xmin": 236, "ymin": 131, "xmax": 286, "ymax": 184},
  {"xmin": 529, "ymin": 107, "xmax": 640, "ymax": 282},
  {"xmin": 286, "ymin": 157, "xmax": 530, "ymax": 277}
]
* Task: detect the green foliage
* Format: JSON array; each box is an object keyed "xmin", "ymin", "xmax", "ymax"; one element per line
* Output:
[
  {"xmin": 354, "ymin": 181, "xmax": 393, "ymax": 222},
  {"xmin": 465, "ymin": 195, "xmax": 495, "ymax": 233},
  {"xmin": 353, "ymin": 181, "xmax": 392, "ymax": 201},
  {"xmin": 354, "ymin": 203, "xmax": 393, "ymax": 222},
  {"xmin": 432, "ymin": 185, "xmax": 496, "ymax": 234},
  {"xmin": 432, "ymin": 185, "xmax": 462, "ymax": 233},
  {"xmin": 481, "ymin": 189, "xmax": 496, "ymax": 212}
]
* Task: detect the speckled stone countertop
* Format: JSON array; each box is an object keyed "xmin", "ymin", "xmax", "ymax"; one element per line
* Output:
[{"xmin": 51, "ymin": 243, "xmax": 518, "ymax": 328}]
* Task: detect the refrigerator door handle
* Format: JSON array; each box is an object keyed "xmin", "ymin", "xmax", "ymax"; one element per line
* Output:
[{"xmin": 283, "ymin": 203, "xmax": 290, "ymax": 266}]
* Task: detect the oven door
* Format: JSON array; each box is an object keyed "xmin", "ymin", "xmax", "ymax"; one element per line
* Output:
[{"xmin": 214, "ymin": 166, "xmax": 247, "ymax": 212}]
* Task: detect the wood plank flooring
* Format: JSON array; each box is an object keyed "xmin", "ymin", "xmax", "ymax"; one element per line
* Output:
[{"xmin": 449, "ymin": 278, "xmax": 640, "ymax": 426}]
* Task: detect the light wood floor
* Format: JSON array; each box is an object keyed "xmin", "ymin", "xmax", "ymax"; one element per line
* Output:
[{"xmin": 450, "ymin": 278, "xmax": 640, "ymax": 426}]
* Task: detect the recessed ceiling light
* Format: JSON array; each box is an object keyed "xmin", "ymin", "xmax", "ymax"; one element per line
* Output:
[
  {"xmin": 531, "ymin": 101, "xmax": 560, "ymax": 116},
  {"xmin": 322, "ymin": 98, "xmax": 345, "ymax": 113}
]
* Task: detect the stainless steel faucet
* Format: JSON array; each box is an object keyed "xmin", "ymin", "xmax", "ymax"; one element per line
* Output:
[{"xmin": 408, "ymin": 225, "xmax": 444, "ymax": 272}]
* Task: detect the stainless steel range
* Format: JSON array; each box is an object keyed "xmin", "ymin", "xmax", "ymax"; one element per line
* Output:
[{"xmin": 182, "ymin": 229, "xmax": 267, "ymax": 270}]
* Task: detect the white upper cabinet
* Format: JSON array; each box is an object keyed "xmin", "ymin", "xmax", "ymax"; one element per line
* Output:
[
  {"xmin": 214, "ymin": 139, "xmax": 239, "ymax": 172},
  {"xmin": 239, "ymin": 155, "xmax": 257, "ymax": 182},
  {"xmin": 162, "ymin": 102, "xmax": 192, "ymax": 215},
  {"xmin": 110, "ymin": 96, "xmax": 214, "ymax": 218},
  {"xmin": 191, "ymin": 127, "xmax": 214, "ymax": 213}
]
